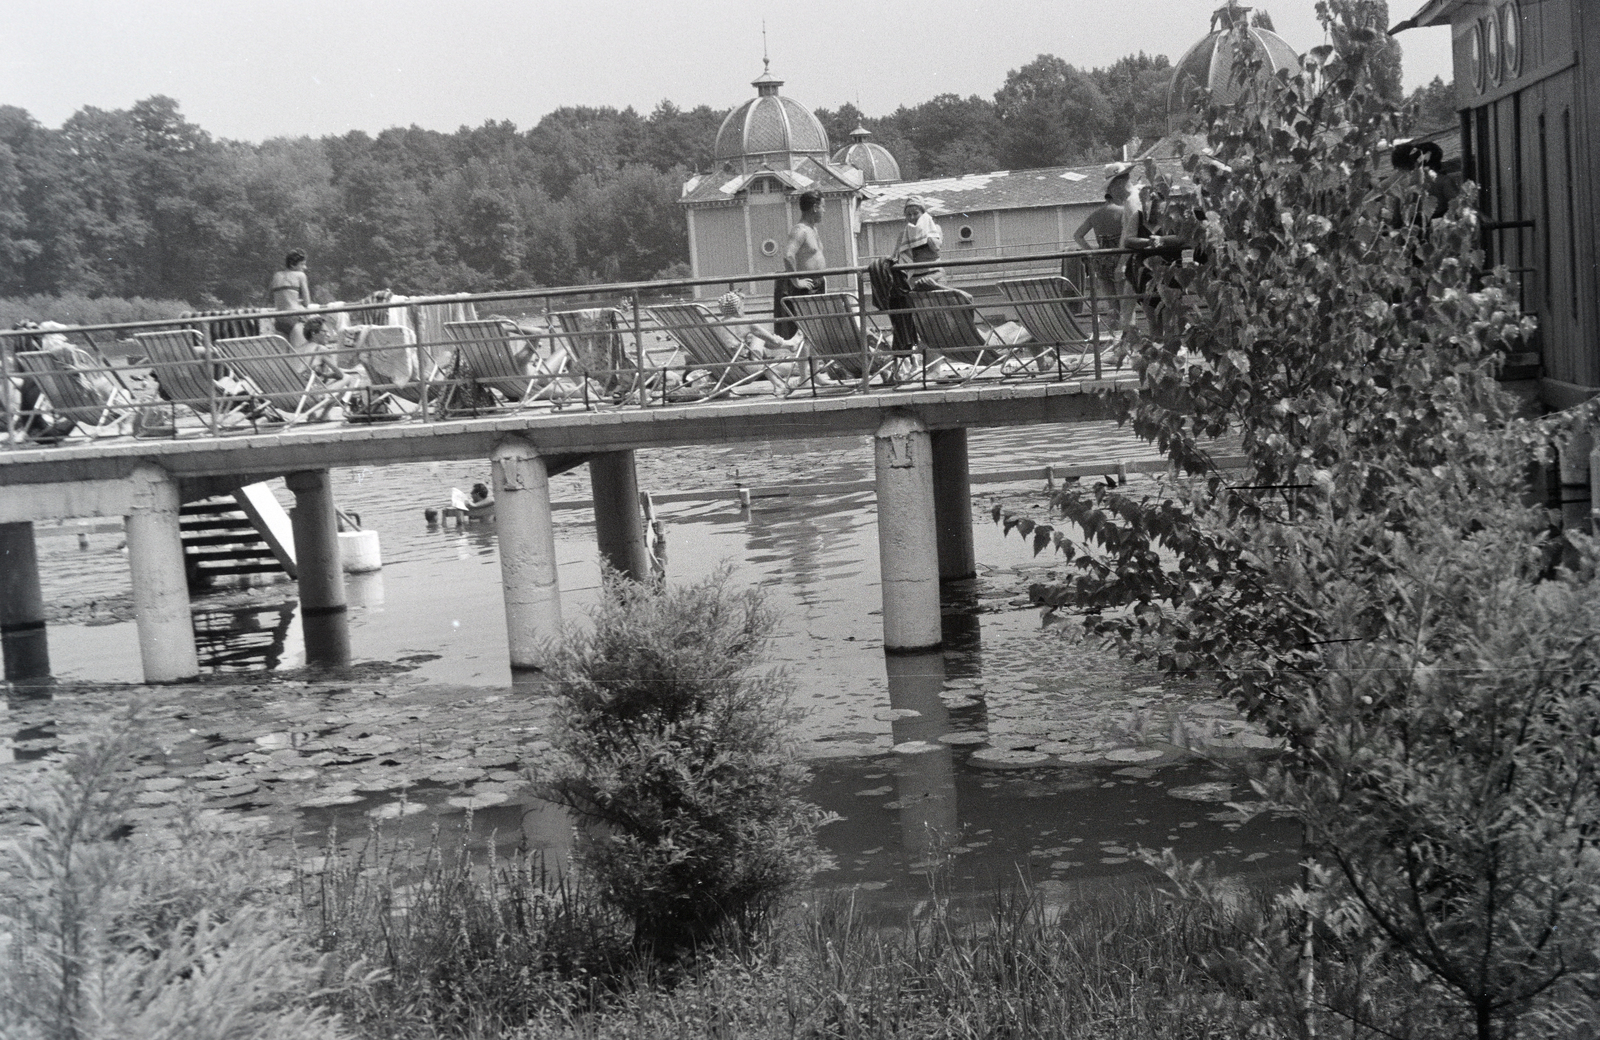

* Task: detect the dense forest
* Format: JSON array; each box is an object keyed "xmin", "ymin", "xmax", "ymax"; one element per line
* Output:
[{"xmin": 0, "ymin": 42, "xmax": 1452, "ymax": 311}]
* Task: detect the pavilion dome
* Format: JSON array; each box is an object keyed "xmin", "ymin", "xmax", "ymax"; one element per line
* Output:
[
  {"xmin": 832, "ymin": 126, "xmax": 901, "ymax": 184},
  {"xmin": 713, "ymin": 62, "xmax": 830, "ymax": 170},
  {"xmin": 1168, "ymin": 4, "xmax": 1301, "ymax": 122}
]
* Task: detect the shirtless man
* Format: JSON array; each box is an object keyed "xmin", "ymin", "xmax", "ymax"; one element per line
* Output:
[
  {"xmin": 774, "ymin": 189, "xmax": 826, "ymax": 339},
  {"xmin": 1073, "ymin": 168, "xmax": 1133, "ymax": 333},
  {"xmin": 268, "ymin": 250, "xmax": 312, "ymax": 347}
]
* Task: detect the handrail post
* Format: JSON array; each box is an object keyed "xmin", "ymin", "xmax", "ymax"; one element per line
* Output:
[
  {"xmin": 1089, "ymin": 261, "xmax": 1102, "ymax": 381},
  {"xmin": 855, "ymin": 267, "xmax": 870, "ymax": 394},
  {"xmin": 203, "ymin": 319, "xmax": 219, "ymax": 434},
  {"xmin": 632, "ymin": 293, "xmax": 647, "ymax": 408},
  {"xmin": 1, "ymin": 333, "xmax": 14, "ymax": 446}
]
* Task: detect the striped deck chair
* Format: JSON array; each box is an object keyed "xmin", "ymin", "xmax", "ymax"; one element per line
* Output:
[
  {"xmin": 443, "ymin": 319, "xmax": 572, "ymax": 412},
  {"xmin": 135, "ymin": 329, "xmax": 223, "ymax": 431},
  {"xmin": 902, "ymin": 289, "xmax": 1005, "ymax": 382},
  {"xmin": 549, "ymin": 308, "xmax": 658, "ymax": 400},
  {"xmin": 997, "ymin": 276, "xmax": 1098, "ymax": 377},
  {"xmin": 783, "ymin": 292, "xmax": 893, "ymax": 384},
  {"xmin": 350, "ymin": 325, "xmax": 427, "ymax": 414},
  {"xmin": 647, "ymin": 302, "xmax": 784, "ymax": 399},
  {"xmin": 13, "ymin": 350, "xmax": 136, "ymax": 438},
  {"xmin": 211, "ymin": 335, "xmax": 317, "ymax": 420}
]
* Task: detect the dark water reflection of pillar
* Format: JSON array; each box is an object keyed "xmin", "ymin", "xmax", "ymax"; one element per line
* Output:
[
  {"xmin": 940, "ymin": 582, "xmax": 984, "ymax": 679},
  {"xmin": 885, "ymin": 651, "xmax": 958, "ymax": 874},
  {"xmin": 521, "ymin": 798, "xmax": 574, "ymax": 878}
]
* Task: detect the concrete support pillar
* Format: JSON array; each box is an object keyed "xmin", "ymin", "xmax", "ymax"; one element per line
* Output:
[
  {"xmin": 0, "ymin": 521, "xmax": 50, "ymax": 680},
  {"xmin": 1560, "ymin": 430, "xmax": 1595, "ymax": 535},
  {"xmin": 286, "ymin": 469, "xmax": 350, "ymax": 667},
  {"xmin": 930, "ymin": 428, "xmax": 976, "ymax": 582},
  {"xmin": 589, "ymin": 450, "xmax": 650, "ymax": 581},
  {"xmin": 492, "ymin": 438, "xmax": 563, "ymax": 673},
  {"xmin": 874, "ymin": 410, "xmax": 942, "ymax": 653},
  {"xmin": 124, "ymin": 465, "xmax": 199, "ymax": 682}
]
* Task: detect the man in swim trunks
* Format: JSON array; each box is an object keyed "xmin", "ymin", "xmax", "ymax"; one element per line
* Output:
[
  {"xmin": 1073, "ymin": 166, "xmax": 1134, "ymax": 333},
  {"xmin": 774, "ymin": 190, "xmax": 827, "ymax": 339},
  {"xmin": 269, "ymin": 249, "xmax": 312, "ymax": 346}
]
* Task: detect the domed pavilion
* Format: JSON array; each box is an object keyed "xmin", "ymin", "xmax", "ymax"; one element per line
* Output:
[
  {"xmin": 1167, "ymin": 3, "xmax": 1301, "ymax": 127},
  {"xmin": 832, "ymin": 126, "xmax": 901, "ymax": 185},
  {"xmin": 680, "ymin": 62, "xmax": 866, "ymax": 298}
]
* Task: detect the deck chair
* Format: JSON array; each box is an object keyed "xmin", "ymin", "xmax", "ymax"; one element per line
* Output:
[
  {"xmin": 996, "ymin": 276, "xmax": 1099, "ymax": 377},
  {"xmin": 549, "ymin": 308, "xmax": 662, "ymax": 400},
  {"xmin": 647, "ymin": 302, "xmax": 791, "ymax": 400},
  {"xmin": 211, "ymin": 335, "xmax": 317, "ymax": 420},
  {"xmin": 783, "ymin": 292, "xmax": 894, "ymax": 385},
  {"xmin": 443, "ymin": 319, "xmax": 575, "ymax": 413},
  {"xmin": 349, "ymin": 324, "xmax": 426, "ymax": 416},
  {"xmin": 12, "ymin": 349, "xmax": 136, "ymax": 438},
  {"xmin": 902, "ymin": 289, "xmax": 1007, "ymax": 382},
  {"xmin": 134, "ymin": 329, "xmax": 223, "ymax": 431}
]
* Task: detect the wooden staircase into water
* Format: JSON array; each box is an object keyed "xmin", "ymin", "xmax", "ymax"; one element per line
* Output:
[{"xmin": 180, "ymin": 483, "xmax": 298, "ymax": 590}]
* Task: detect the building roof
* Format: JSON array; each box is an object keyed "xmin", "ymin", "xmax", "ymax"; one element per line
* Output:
[
  {"xmin": 679, "ymin": 155, "xmax": 864, "ymax": 207},
  {"xmin": 856, "ymin": 159, "xmax": 1190, "ymax": 225},
  {"xmin": 1390, "ymin": 0, "xmax": 1469, "ymax": 32},
  {"xmin": 712, "ymin": 62, "xmax": 830, "ymax": 169},
  {"xmin": 833, "ymin": 126, "xmax": 902, "ymax": 184},
  {"xmin": 1169, "ymin": 5, "xmax": 1301, "ymax": 122}
]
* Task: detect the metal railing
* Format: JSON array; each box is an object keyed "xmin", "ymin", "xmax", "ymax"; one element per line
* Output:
[{"xmin": 0, "ymin": 248, "xmax": 1156, "ymax": 450}]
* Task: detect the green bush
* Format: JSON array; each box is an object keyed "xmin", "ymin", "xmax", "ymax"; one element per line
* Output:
[
  {"xmin": 540, "ymin": 571, "xmax": 834, "ymax": 958},
  {"xmin": 0, "ymin": 293, "xmax": 193, "ymax": 330}
]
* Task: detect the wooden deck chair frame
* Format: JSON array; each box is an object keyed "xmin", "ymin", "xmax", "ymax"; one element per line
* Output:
[
  {"xmin": 348, "ymin": 324, "xmax": 425, "ymax": 417},
  {"xmin": 443, "ymin": 319, "xmax": 572, "ymax": 413},
  {"xmin": 996, "ymin": 276, "xmax": 1099, "ymax": 378},
  {"xmin": 902, "ymin": 289, "xmax": 1014, "ymax": 383},
  {"xmin": 134, "ymin": 329, "xmax": 224, "ymax": 432},
  {"xmin": 548, "ymin": 308, "xmax": 662, "ymax": 402},
  {"xmin": 211, "ymin": 335, "xmax": 318, "ymax": 421},
  {"xmin": 12, "ymin": 350, "xmax": 136, "ymax": 438},
  {"xmin": 783, "ymin": 292, "xmax": 894, "ymax": 387},
  {"xmin": 646, "ymin": 303, "xmax": 781, "ymax": 400}
]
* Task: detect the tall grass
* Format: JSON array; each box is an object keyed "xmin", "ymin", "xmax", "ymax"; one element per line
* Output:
[{"xmin": 0, "ymin": 722, "xmax": 354, "ymax": 1040}]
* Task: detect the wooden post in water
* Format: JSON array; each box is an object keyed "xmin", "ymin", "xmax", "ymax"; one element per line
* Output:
[
  {"xmin": 874, "ymin": 410, "xmax": 942, "ymax": 653},
  {"xmin": 286, "ymin": 469, "xmax": 351, "ymax": 667},
  {"xmin": 930, "ymin": 428, "xmax": 976, "ymax": 582},
  {"xmin": 124, "ymin": 465, "xmax": 199, "ymax": 682},
  {"xmin": 589, "ymin": 450, "xmax": 651, "ymax": 581},
  {"xmin": 0, "ymin": 521, "xmax": 49, "ymax": 680},
  {"xmin": 491, "ymin": 437, "xmax": 562, "ymax": 673}
]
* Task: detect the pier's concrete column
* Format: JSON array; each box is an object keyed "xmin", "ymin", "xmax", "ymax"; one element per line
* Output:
[
  {"xmin": 874, "ymin": 410, "xmax": 942, "ymax": 653},
  {"xmin": 124, "ymin": 465, "xmax": 199, "ymax": 682},
  {"xmin": 589, "ymin": 450, "xmax": 651, "ymax": 581},
  {"xmin": 0, "ymin": 522, "xmax": 50, "ymax": 680},
  {"xmin": 492, "ymin": 438, "xmax": 563, "ymax": 672},
  {"xmin": 930, "ymin": 428, "xmax": 976, "ymax": 582},
  {"xmin": 286, "ymin": 470, "xmax": 351, "ymax": 666}
]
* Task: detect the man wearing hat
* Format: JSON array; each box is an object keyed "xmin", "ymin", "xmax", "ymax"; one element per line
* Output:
[{"xmin": 1073, "ymin": 164, "xmax": 1135, "ymax": 333}]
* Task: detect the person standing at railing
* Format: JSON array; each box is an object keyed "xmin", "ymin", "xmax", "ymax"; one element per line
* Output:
[
  {"xmin": 890, "ymin": 196, "xmax": 947, "ymax": 286},
  {"xmin": 775, "ymin": 189, "xmax": 828, "ymax": 339},
  {"xmin": 268, "ymin": 249, "xmax": 313, "ymax": 348},
  {"xmin": 1074, "ymin": 165, "xmax": 1135, "ymax": 335}
]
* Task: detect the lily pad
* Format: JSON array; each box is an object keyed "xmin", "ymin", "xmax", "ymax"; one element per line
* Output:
[
  {"xmin": 368, "ymin": 801, "xmax": 428, "ymax": 820},
  {"xmin": 970, "ymin": 748, "xmax": 1050, "ymax": 769},
  {"xmin": 938, "ymin": 731, "xmax": 989, "ymax": 746},
  {"xmin": 1166, "ymin": 782, "xmax": 1237, "ymax": 803},
  {"xmin": 891, "ymin": 740, "xmax": 943, "ymax": 756},
  {"xmin": 1104, "ymin": 747, "xmax": 1164, "ymax": 763},
  {"xmin": 447, "ymin": 791, "xmax": 509, "ymax": 810}
]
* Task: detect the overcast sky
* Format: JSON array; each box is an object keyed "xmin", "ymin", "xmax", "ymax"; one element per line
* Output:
[{"xmin": 3, "ymin": 0, "xmax": 1452, "ymax": 142}]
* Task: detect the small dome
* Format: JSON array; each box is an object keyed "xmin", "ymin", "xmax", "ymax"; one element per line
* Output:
[
  {"xmin": 713, "ymin": 62, "xmax": 830, "ymax": 170},
  {"xmin": 1168, "ymin": 4, "xmax": 1300, "ymax": 121},
  {"xmin": 832, "ymin": 125, "xmax": 901, "ymax": 184}
]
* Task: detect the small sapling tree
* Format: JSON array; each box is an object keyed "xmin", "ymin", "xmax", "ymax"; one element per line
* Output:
[
  {"xmin": 540, "ymin": 570, "xmax": 834, "ymax": 958},
  {"xmin": 997, "ymin": 2, "xmax": 1600, "ymax": 1034}
]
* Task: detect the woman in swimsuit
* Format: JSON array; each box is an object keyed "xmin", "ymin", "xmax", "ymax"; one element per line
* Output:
[{"xmin": 269, "ymin": 249, "xmax": 312, "ymax": 345}]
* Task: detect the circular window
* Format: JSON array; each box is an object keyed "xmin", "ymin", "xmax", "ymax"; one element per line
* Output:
[
  {"xmin": 958, "ymin": 225, "xmax": 975, "ymax": 242},
  {"xmin": 760, "ymin": 239, "xmax": 779, "ymax": 257},
  {"xmin": 1469, "ymin": 19, "xmax": 1486, "ymax": 93},
  {"xmin": 1501, "ymin": 0, "xmax": 1521, "ymax": 78},
  {"xmin": 1483, "ymin": 14, "xmax": 1502, "ymax": 86}
]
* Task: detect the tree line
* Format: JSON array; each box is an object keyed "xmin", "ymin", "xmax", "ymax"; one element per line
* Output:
[{"xmin": 0, "ymin": 39, "xmax": 1446, "ymax": 311}]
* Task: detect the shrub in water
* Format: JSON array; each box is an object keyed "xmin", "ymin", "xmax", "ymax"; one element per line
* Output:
[{"xmin": 541, "ymin": 570, "xmax": 834, "ymax": 957}]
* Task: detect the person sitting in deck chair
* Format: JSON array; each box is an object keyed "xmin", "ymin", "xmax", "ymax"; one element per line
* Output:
[
  {"xmin": 301, "ymin": 315, "xmax": 370, "ymax": 421},
  {"xmin": 7, "ymin": 322, "xmax": 129, "ymax": 443},
  {"xmin": 715, "ymin": 291, "xmax": 807, "ymax": 395}
]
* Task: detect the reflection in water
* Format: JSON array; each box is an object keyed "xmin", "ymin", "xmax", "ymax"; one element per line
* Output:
[
  {"xmin": 2, "ymin": 628, "xmax": 50, "ymax": 682},
  {"xmin": 743, "ymin": 492, "xmax": 871, "ymax": 596},
  {"xmin": 886, "ymin": 652, "xmax": 958, "ymax": 873},
  {"xmin": 939, "ymin": 582, "xmax": 984, "ymax": 677},
  {"xmin": 193, "ymin": 601, "xmax": 297, "ymax": 671},
  {"xmin": 345, "ymin": 571, "xmax": 386, "ymax": 609},
  {"xmin": 520, "ymin": 798, "xmax": 575, "ymax": 878}
]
